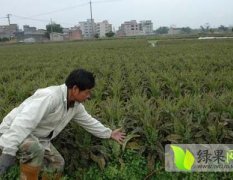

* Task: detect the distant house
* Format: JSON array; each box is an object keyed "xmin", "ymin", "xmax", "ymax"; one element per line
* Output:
[
  {"xmin": 62, "ymin": 28, "xmax": 70, "ymax": 41},
  {"xmin": 50, "ymin": 32, "xmax": 64, "ymax": 41},
  {"xmin": 16, "ymin": 25, "xmax": 47, "ymax": 42},
  {"xmin": 168, "ymin": 28, "xmax": 182, "ymax": 35},
  {"xmin": 116, "ymin": 29, "xmax": 126, "ymax": 37},
  {"xmin": 62, "ymin": 28, "xmax": 70, "ymax": 34},
  {"xmin": 79, "ymin": 19, "xmax": 96, "ymax": 39},
  {"xmin": 96, "ymin": 20, "xmax": 112, "ymax": 38},
  {"xmin": 0, "ymin": 24, "xmax": 18, "ymax": 39},
  {"xmin": 23, "ymin": 37, "xmax": 36, "ymax": 43},
  {"xmin": 24, "ymin": 31, "xmax": 47, "ymax": 42},
  {"xmin": 139, "ymin": 20, "xmax": 154, "ymax": 35},
  {"xmin": 69, "ymin": 28, "xmax": 82, "ymax": 40},
  {"xmin": 117, "ymin": 20, "xmax": 144, "ymax": 36},
  {"xmin": 23, "ymin": 25, "xmax": 37, "ymax": 33},
  {"xmin": 61, "ymin": 26, "xmax": 83, "ymax": 41}
]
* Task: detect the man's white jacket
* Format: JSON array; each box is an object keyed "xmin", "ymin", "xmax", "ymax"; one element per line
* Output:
[{"xmin": 0, "ymin": 84, "xmax": 112, "ymax": 156}]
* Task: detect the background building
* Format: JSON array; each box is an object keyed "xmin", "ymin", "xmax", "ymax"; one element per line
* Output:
[
  {"xmin": 69, "ymin": 27, "xmax": 82, "ymax": 40},
  {"xmin": 50, "ymin": 32, "xmax": 64, "ymax": 41},
  {"xmin": 79, "ymin": 19, "xmax": 96, "ymax": 39},
  {"xmin": 16, "ymin": 25, "xmax": 47, "ymax": 42},
  {"xmin": 117, "ymin": 20, "xmax": 144, "ymax": 36},
  {"xmin": 0, "ymin": 24, "xmax": 18, "ymax": 38},
  {"xmin": 168, "ymin": 27, "xmax": 182, "ymax": 35},
  {"xmin": 62, "ymin": 27, "xmax": 82, "ymax": 41},
  {"xmin": 139, "ymin": 20, "xmax": 153, "ymax": 35},
  {"xmin": 96, "ymin": 20, "xmax": 112, "ymax": 38},
  {"xmin": 23, "ymin": 25, "xmax": 36, "ymax": 33}
]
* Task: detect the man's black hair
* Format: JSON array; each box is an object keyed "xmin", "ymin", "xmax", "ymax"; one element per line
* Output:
[{"xmin": 65, "ymin": 69, "xmax": 95, "ymax": 90}]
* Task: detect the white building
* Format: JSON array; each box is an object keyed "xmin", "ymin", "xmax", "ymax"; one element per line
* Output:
[
  {"xmin": 79, "ymin": 19, "xmax": 96, "ymax": 39},
  {"xmin": 96, "ymin": 20, "xmax": 112, "ymax": 38},
  {"xmin": 62, "ymin": 28, "xmax": 70, "ymax": 34},
  {"xmin": 50, "ymin": 32, "xmax": 64, "ymax": 41},
  {"xmin": 23, "ymin": 25, "xmax": 37, "ymax": 34},
  {"xmin": 168, "ymin": 28, "xmax": 182, "ymax": 35},
  {"xmin": 139, "ymin": 20, "xmax": 153, "ymax": 35}
]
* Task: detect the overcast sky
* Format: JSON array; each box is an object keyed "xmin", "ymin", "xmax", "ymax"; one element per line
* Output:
[{"xmin": 1, "ymin": 0, "xmax": 233, "ymax": 30}]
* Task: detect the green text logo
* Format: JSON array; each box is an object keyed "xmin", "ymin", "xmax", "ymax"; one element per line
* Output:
[{"xmin": 171, "ymin": 145, "xmax": 195, "ymax": 171}]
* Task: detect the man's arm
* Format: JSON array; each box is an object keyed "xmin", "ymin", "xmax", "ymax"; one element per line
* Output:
[
  {"xmin": 73, "ymin": 104, "xmax": 112, "ymax": 138},
  {"xmin": 73, "ymin": 104, "xmax": 126, "ymax": 143}
]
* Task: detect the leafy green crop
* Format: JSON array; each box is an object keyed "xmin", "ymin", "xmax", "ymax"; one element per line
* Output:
[{"xmin": 0, "ymin": 38, "xmax": 233, "ymax": 179}]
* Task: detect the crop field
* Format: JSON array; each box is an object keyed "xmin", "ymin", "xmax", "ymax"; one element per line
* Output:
[{"xmin": 0, "ymin": 38, "xmax": 233, "ymax": 179}]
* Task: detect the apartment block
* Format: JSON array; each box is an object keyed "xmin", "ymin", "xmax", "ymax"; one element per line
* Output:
[
  {"xmin": 96, "ymin": 20, "xmax": 112, "ymax": 37},
  {"xmin": 117, "ymin": 20, "xmax": 154, "ymax": 37},
  {"xmin": 79, "ymin": 19, "xmax": 96, "ymax": 39},
  {"xmin": 118, "ymin": 20, "xmax": 144, "ymax": 36},
  {"xmin": 0, "ymin": 24, "xmax": 18, "ymax": 38},
  {"xmin": 23, "ymin": 25, "xmax": 37, "ymax": 34},
  {"xmin": 139, "ymin": 20, "xmax": 153, "ymax": 35}
]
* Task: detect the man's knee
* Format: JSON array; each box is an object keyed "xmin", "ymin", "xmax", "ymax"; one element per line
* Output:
[
  {"xmin": 18, "ymin": 137, "xmax": 45, "ymax": 165},
  {"xmin": 54, "ymin": 156, "xmax": 65, "ymax": 172},
  {"xmin": 44, "ymin": 151, "xmax": 65, "ymax": 172},
  {"xmin": 50, "ymin": 154, "xmax": 65, "ymax": 172}
]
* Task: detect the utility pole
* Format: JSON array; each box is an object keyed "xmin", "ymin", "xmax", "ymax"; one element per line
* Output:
[
  {"xmin": 50, "ymin": 19, "xmax": 53, "ymax": 33},
  {"xmin": 5, "ymin": 14, "xmax": 12, "ymax": 40},
  {"xmin": 6, "ymin": 14, "xmax": 12, "ymax": 25},
  {"xmin": 89, "ymin": 0, "xmax": 94, "ymax": 38},
  {"xmin": 50, "ymin": 18, "xmax": 53, "ymax": 41}
]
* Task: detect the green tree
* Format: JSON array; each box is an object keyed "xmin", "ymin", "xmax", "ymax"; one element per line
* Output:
[
  {"xmin": 105, "ymin": 31, "xmax": 115, "ymax": 37},
  {"xmin": 209, "ymin": 28, "xmax": 215, "ymax": 33},
  {"xmin": 46, "ymin": 23, "xmax": 63, "ymax": 33},
  {"xmin": 218, "ymin": 25, "xmax": 228, "ymax": 32},
  {"xmin": 155, "ymin": 27, "xmax": 169, "ymax": 34},
  {"xmin": 0, "ymin": 37, "xmax": 10, "ymax": 42},
  {"xmin": 181, "ymin": 27, "xmax": 192, "ymax": 34},
  {"xmin": 45, "ymin": 23, "xmax": 63, "ymax": 38},
  {"xmin": 200, "ymin": 23, "xmax": 210, "ymax": 33},
  {"xmin": 94, "ymin": 33, "xmax": 99, "ymax": 39}
]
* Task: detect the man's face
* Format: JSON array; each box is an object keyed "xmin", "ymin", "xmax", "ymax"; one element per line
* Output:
[{"xmin": 73, "ymin": 87, "xmax": 92, "ymax": 103}]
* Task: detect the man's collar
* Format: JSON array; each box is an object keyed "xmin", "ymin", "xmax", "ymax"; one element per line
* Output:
[
  {"xmin": 60, "ymin": 84, "xmax": 80, "ymax": 107},
  {"xmin": 60, "ymin": 84, "xmax": 67, "ymax": 103}
]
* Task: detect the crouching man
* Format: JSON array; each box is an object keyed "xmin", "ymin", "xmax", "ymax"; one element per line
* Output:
[{"xmin": 0, "ymin": 69, "xmax": 126, "ymax": 179}]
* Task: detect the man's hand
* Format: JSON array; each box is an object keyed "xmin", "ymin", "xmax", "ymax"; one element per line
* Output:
[
  {"xmin": 111, "ymin": 128, "xmax": 126, "ymax": 144},
  {"xmin": 0, "ymin": 154, "xmax": 16, "ymax": 175}
]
